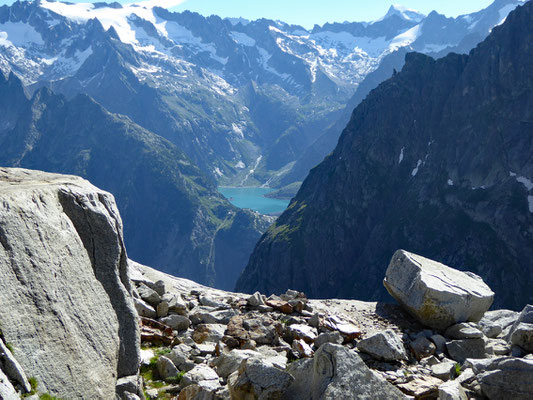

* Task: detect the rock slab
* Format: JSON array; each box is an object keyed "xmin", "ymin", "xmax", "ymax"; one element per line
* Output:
[
  {"xmin": 0, "ymin": 168, "xmax": 140, "ymax": 399},
  {"xmin": 383, "ymin": 250, "xmax": 494, "ymax": 329}
]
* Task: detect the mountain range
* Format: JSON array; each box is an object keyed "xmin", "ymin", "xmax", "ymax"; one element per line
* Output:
[
  {"xmin": 0, "ymin": 0, "xmax": 526, "ymax": 190},
  {"xmin": 237, "ymin": 0, "xmax": 533, "ymax": 310}
]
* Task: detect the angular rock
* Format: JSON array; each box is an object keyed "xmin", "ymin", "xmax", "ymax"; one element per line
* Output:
[
  {"xmin": 0, "ymin": 339, "xmax": 31, "ymax": 393},
  {"xmin": 180, "ymin": 365, "xmax": 220, "ymax": 392},
  {"xmin": 134, "ymin": 297, "xmax": 157, "ymax": 318},
  {"xmin": 199, "ymin": 295, "xmax": 227, "ymax": 309},
  {"xmin": 243, "ymin": 318, "xmax": 281, "ymax": 345},
  {"xmin": 431, "ymin": 361, "xmax": 456, "ymax": 380},
  {"xmin": 292, "ymin": 339, "xmax": 314, "ymax": 358},
  {"xmin": 0, "ymin": 368, "xmax": 18, "ymax": 400},
  {"xmin": 445, "ymin": 322, "xmax": 484, "ymax": 340},
  {"xmin": 486, "ymin": 339, "xmax": 510, "ymax": 356},
  {"xmin": 161, "ymin": 315, "xmax": 191, "ymax": 332},
  {"xmin": 157, "ymin": 301, "xmax": 169, "ymax": 318},
  {"xmin": 481, "ymin": 309, "xmax": 519, "ymax": 333},
  {"xmin": 397, "ymin": 375, "xmax": 443, "ymax": 399},
  {"xmin": 196, "ymin": 343, "xmax": 217, "ymax": 356},
  {"xmin": 166, "ymin": 294, "xmax": 188, "ymax": 315},
  {"xmin": 247, "ymin": 292, "xmax": 265, "ymax": 307},
  {"xmin": 384, "ymin": 250, "xmax": 494, "ymax": 329},
  {"xmin": 409, "ymin": 336, "xmax": 436, "ymax": 361},
  {"xmin": 0, "ymin": 169, "xmax": 140, "ymax": 399},
  {"xmin": 510, "ymin": 323, "xmax": 533, "ymax": 353},
  {"xmin": 190, "ymin": 308, "xmax": 238, "ymax": 325},
  {"xmin": 212, "ymin": 349, "xmax": 262, "ymax": 379},
  {"xmin": 228, "ymin": 357, "xmax": 293, "ymax": 399},
  {"xmin": 477, "ymin": 357, "xmax": 533, "ymax": 400},
  {"xmin": 430, "ymin": 334, "xmax": 447, "ymax": 353},
  {"xmin": 314, "ymin": 331, "xmax": 343, "ymax": 348},
  {"xmin": 266, "ymin": 299, "xmax": 293, "ymax": 314},
  {"xmin": 157, "ymin": 356, "xmax": 179, "ymax": 380},
  {"xmin": 193, "ymin": 324, "xmax": 227, "ymax": 344},
  {"xmin": 438, "ymin": 380, "xmax": 468, "ymax": 400},
  {"xmin": 283, "ymin": 343, "xmax": 405, "ymax": 399},
  {"xmin": 446, "ymin": 338, "xmax": 486, "ymax": 363},
  {"xmin": 116, "ymin": 375, "xmax": 143, "ymax": 399},
  {"xmin": 168, "ymin": 344, "xmax": 193, "ymax": 371},
  {"xmin": 287, "ymin": 324, "xmax": 318, "ymax": 344},
  {"xmin": 356, "ymin": 330, "xmax": 408, "ymax": 361},
  {"xmin": 137, "ymin": 283, "xmax": 161, "ymax": 307},
  {"xmin": 323, "ymin": 315, "xmax": 362, "ymax": 341}
]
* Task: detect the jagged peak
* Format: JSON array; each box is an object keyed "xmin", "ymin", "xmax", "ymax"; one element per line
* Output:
[{"xmin": 375, "ymin": 4, "xmax": 426, "ymax": 23}]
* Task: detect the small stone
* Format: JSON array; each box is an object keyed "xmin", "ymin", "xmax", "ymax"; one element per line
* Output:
[
  {"xmin": 151, "ymin": 280, "xmax": 166, "ymax": 296},
  {"xmin": 479, "ymin": 321, "xmax": 503, "ymax": 338},
  {"xmin": 196, "ymin": 343, "xmax": 216, "ymax": 356},
  {"xmin": 167, "ymin": 294, "xmax": 188, "ymax": 315},
  {"xmin": 446, "ymin": 338, "xmax": 486, "ymax": 363},
  {"xmin": 445, "ymin": 322, "xmax": 484, "ymax": 339},
  {"xmin": 314, "ymin": 331, "xmax": 343, "ymax": 348},
  {"xmin": 397, "ymin": 375, "xmax": 443, "ymax": 398},
  {"xmin": 356, "ymin": 330, "xmax": 408, "ymax": 361},
  {"xmin": 134, "ymin": 297, "xmax": 157, "ymax": 318},
  {"xmin": 211, "ymin": 349, "xmax": 262, "ymax": 379},
  {"xmin": 161, "ymin": 314, "xmax": 191, "ymax": 331},
  {"xmin": 510, "ymin": 322, "xmax": 533, "ymax": 352},
  {"xmin": 409, "ymin": 336, "xmax": 436, "ymax": 361},
  {"xmin": 431, "ymin": 361, "xmax": 456, "ymax": 380},
  {"xmin": 292, "ymin": 339, "xmax": 314, "ymax": 358},
  {"xmin": 309, "ymin": 313, "xmax": 321, "ymax": 328},
  {"xmin": 287, "ymin": 324, "xmax": 318, "ymax": 344},
  {"xmin": 199, "ymin": 295, "xmax": 227, "ymax": 309},
  {"xmin": 438, "ymin": 380, "xmax": 468, "ymax": 400},
  {"xmin": 137, "ymin": 283, "xmax": 161, "ymax": 306},
  {"xmin": 180, "ymin": 364, "xmax": 220, "ymax": 391},
  {"xmin": 486, "ymin": 338, "xmax": 510, "ymax": 356},
  {"xmin": 157, "ymin": 301, "xmax": 169, "ymax": 318},
  {"xmin": 247, "ymin": 292, "xmax": 265, "ymax": 307},
  {"xmin": 266, "ymin": 299, "xmax": 293, "ymax": 314},
  {"xmin": 157, "ymin": 356, "xmax": 179, "ymax": 380},
  {"xmin": 430, "ymin": 334, "xmax": 447, "ymax": 353},
  {"xmin": 168, "ymin": 344, "xmax": 193, "ymax": 370},
  {"xmin": 192, "ymin": 324, "xmax": 226, "ymax": 344}
]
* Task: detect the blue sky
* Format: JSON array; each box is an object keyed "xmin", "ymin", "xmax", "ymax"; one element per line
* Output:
[{"xmin": 0, "ymin": 0, "xmax": 496, "ymax": 27}]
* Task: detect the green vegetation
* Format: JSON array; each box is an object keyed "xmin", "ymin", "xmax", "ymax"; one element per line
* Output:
[
  {"xmin": 5, "ymin": 342, "xmax": 14, "ymax": 353},
  {"xmin": 39, "ymin": 394, "xmax": 62, "ymax": 400},
  {"xmin": 22, "ymin": 376, "xmax": 39, "ymax": 397},
  {"xmin": 453, "ymin": 363, "xmax": 462, "ymax": 378}
]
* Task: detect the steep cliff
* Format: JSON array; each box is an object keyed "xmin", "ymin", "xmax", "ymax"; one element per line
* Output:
[
  {"xmin": 0, "ymin": 168, "xmax": 140, "ymax": 399},
  {"xmin": 0, "ymin": 74, "xmax": 270, "ymax": 290},
  {"xmin": 237, "ymin": 1, "xmax": 533, "ymax": 310}
]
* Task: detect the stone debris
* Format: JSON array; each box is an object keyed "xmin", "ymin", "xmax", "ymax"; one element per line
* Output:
[{"xmin": 129, "ymin": 253, "xmax": 529, "ymax": 400}]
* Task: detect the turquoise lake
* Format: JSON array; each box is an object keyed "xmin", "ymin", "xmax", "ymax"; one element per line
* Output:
[{"xmin": 218, "ymin": 187, "xmax": 290, "ymax": 215}]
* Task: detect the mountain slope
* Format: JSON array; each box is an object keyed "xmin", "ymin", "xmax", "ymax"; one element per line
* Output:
[
  {"xmin": 0, "ymin": 0, "xmax": 525, "ymax": 186},
  {"xmin": 0, "ymin": 71, "xmax": 270, "ymax": 290},
  {"xmin": 236, "ymin": 1, "xmax": 533, "ymax": 310}
]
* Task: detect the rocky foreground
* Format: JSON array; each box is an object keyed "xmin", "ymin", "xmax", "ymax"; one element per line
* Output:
[{"xmin": 0, "ymin": 168, "xmax": 532, "ymax": 400}]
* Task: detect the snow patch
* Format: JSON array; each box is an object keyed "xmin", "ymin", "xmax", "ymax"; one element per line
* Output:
[
  {"xmin": 230, "ymin": 31, "xmax": 256, "ymax": 47},
  {"xmin": 528, "ymin": 196, "xmax": 533, "ymax": 213},
  {"xmin": 398, "ymin": 147, "xmax": 404, "ymax": 164},
  {"xmin": 497, "ymin": 4, "xmax": 518, "ymax": 26},
  {"xmin": 447, "ymin": 179, "xmax": 454, "ymax": 186},
  {"xmin": 510, "ymin": 171, "xmax": 533, "ymax": 191},
  {"xmin": 214, "ymin": 167, "xmax": 223, "ymax": 177},
  {"xmin": 0, "ymin": 22, "xmax": 45, "ymax": 47},
  {"xmin": 411, "ymin": 160, "xmax": 422, "ymax": 177},
  {"xmin": 235, "ymin": 161, "xmax": 246, "ymax": 169},
  {"xmin": 389, "ymin": 24, "xmax": 421, "ymax": 50}
]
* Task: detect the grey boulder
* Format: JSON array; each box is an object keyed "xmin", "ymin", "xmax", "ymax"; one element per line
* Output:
[
  {"xmin": 283, "ymin": 343, "xmax": 406, "ymax": 399},
  {"xmin": 0, "ymin": 168, "xmax": 140, "ymax": 399},
  {"xmin": 356, "ymin": 329, "xmax": 408, "ymax": 361},
  {"xmin": 383, "ymin": 250, "xmax": 494, "ymax": 329}
]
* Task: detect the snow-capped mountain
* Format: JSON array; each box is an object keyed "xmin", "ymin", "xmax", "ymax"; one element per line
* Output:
[{"xmin": 0, "ymin": 0, "xmax": 526, "ymax": 186}]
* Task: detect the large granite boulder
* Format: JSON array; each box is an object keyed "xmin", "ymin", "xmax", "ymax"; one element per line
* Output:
[
  {"xmin": 283, "ymin": 343, "xmax": 406, "ymax": 399},
  {"xmin": 384, "ymin": 250, "xmax": 494, "ymax": 329},
  {"xmin": 0, "ymin": 168, "xmax": 140, "ymax": 399}
]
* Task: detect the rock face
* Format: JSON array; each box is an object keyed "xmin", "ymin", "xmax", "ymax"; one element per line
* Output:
[
  {"xmin": 0, "ymin": 168, "xmax": 140, "ymax": 399},
  {"xmin": 384, "ymin": 250, "xmax": 494, "ymax": 329},
  {"xmin": 476, "ymin": 357, "xmax": 533, "ymax": 399},
  {"xmin": 237, "ymin": 1, "xmax": 533, "ymax": 310},
  {"xmin": 284, "ymin": 343, "xmax": 406, "ymax": 399}
]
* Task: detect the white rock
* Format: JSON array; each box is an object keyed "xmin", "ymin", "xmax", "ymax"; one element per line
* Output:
[
  {"xmin": 212, "ymin": 349, "xmax": 262, "ymax": 379},
  {"xmin": 180, "ymin": 364, "xmax": 220, "ymax": 391},
  {"xmin": 287, "ymin": 324, "xmax": 318, "ymax": 343},
  {"xmin": 157, "ymin": 356, "xmax": 178, "ymax": 380},
  {"xmin": 383, "ymin": 250, "xmax": 494, "ymax": 329},
  {"xmin": 0, "ymin": 168, "xmax": 140, "ymax": 399},
  {"xmin": 161, "ymin": 314, "xmax": 191, "ymax": 331},
  {"xmin": 438, "ymin": 380, "xmax": 467, "ymax": 400},
  {"xmin": 0, "ymin": 339, "xmax": 31, "ymax": 393}
]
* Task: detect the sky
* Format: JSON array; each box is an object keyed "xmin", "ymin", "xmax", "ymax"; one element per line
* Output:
[{"xmin": 0, "ymin": 0, "xmax": 496, "ymax": 28}]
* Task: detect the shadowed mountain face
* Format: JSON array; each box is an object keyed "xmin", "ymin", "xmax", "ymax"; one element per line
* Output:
[
  {"xmin": 0, "ymin": 72, "xmax": 270, "ymax": 290},
  {"xmin": 237, "ymin": 1, "xmax": 533, "ymax": 310}
]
